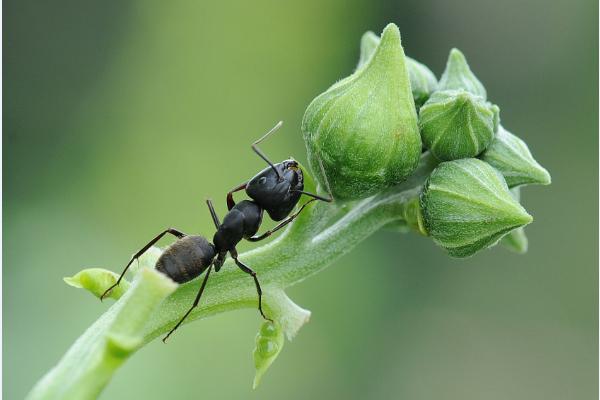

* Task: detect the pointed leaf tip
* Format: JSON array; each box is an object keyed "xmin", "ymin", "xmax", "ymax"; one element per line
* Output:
[
  {"xmin": 381, "ymin": 23, "xmax": 401, "ymax": 41},
  {"xmin": 253, "ymin": 321, "xmax": 284, "ymax": 388},
  {"xmin": 64, "ymin": 268, "xmax": 131, "ymax": 300},
  {"xmin": 480, "ymin": 125, "xmax": 551, "ymax": 187},
  {"xmin": 355, "ymin": 28, "xmax": 437, "ymax": 108},
  {"xmin": 449, "ymin": 48, "xmax": 466, "ymax": 62},
  {"xmin": 439, "ymin": 48, "xmax": 487, "ymax": 99}
]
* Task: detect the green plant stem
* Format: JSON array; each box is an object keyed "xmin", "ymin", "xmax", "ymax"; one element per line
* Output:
[
  {"xmin": 27, "ymin": 153, "xmax": 438, "ymax": 400},
  {"xmin": 27, "ymin": 269, "xmax": 177, "ymax": 400}
]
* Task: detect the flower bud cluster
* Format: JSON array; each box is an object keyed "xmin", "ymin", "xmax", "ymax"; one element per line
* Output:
[{"xmin": 302, "ymin": 23, "xmax": 551, "ymax": 257}]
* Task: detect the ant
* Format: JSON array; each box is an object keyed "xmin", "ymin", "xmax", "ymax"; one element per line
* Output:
[{"xmin": 100, "ymin": 121, "xmax": 332, "ymax": 342}]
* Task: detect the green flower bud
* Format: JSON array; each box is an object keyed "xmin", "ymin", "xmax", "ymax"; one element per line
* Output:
[
  {"xmin": 64, "ymin": 268, "xmax": 131, "ymax": 300},
  {"xmin": 480, "ymin": 125, "xmax": 551, "ymax": 187},
  {"xmin": 253, "ymin": 321, "xmax": 284, "ymax": 389},
  {"xmin": 407, "ymin": 57, "xmax": 438, "ymax": 108},
  {"xmin": 419, "ymin": 90, "xmax": 498, "ymax": 160},
  {"xmin": 357, "ymin": 31, "xmax": 380, "ymax": 69},
  {"xmin": 501, "ymin": 188, "xmax": 528, "ymax": 253},
  {"xmin": 356, "ymin": 31, "xmax": 438, "ymax": 108},
  {"xmin": 438, "ymin": 48, "xmax": 487, "ymax": 99},
  {"xmin": 420, "ymin": 158, "xmax": 532, "ymax": 258},
  {"xmin": 302, "ymin": 23, "xmax": 421, "ymax": 200}
]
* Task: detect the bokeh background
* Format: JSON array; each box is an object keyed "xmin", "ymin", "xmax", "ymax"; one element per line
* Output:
[{"xmin": 4, "ymin": 1, "xmax": 598, "ymax": 399}]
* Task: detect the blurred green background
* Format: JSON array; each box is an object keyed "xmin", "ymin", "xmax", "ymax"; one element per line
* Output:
[{"xmin": 4, "ymin": 0, "xmax": 598, "ymax": 399}]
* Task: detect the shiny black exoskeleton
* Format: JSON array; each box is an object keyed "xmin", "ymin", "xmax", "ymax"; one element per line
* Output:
[
  {"xmin": 225, "ymin": 121, "xmax": 332, "ymax": 243},
  {"xmin": 245, "ymin": 159, "xmax": 304, "ymax": 221},
  {"xmin": 155, "ymin": 235, "xmax": 215, "ymax": 283},
  {"xmin": 99, "ymin": 121, "xmax": 331, "ymax": 342}
]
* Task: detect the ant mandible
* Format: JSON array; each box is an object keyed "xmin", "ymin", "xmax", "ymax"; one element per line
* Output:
[{"xmin": 100, "ymin": 121, "xmax": 332, "ymax": 342}]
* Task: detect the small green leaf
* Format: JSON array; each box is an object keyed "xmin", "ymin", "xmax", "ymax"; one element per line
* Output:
[
  {"xmin": 64, "ymin": 268, "xmax": 131, "ymax": 300},
  {"xmin": 419, "ymin": 90, "xmax": 498, "ymax": 160},
  {"xmin": 420, "ymin": 158, "xmax": 532, "ymax": 257},
  {"xmin": 303, "ymin": 23, "xmax": 421, "ymax": 200},
  {"xmin": 264, "ymin": 289, "xmax": 311, "ymax": 340},
  {"xmin": 480, "ymin": 125, "xmax": 551, "ymax": 187},
  {"xmin": 438, "ymin": 48, "xmax": 487, "ymax": 99},
  {"xmin": 253, "ymin": 321, "xmax": 284, "ymax": 389}
]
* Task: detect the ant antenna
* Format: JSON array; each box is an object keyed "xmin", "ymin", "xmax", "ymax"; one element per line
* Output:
[
  {"xmin": 206, "ymin": 199, "xmax": 221, "ymax": 229},
  {"xmin": 317, "ymin": 156, "xmax": 334, "ymax": 202},
  {"xmin": 252, "ymin": 121, "xmax": 284, "ymax": 180},
  {"xmin": 289, "ymin": 156, "xmax": 334, "ymax": 203},
  {"xmin": 255, "ymin": 121, "xmax": 283, "ymax": 144}
]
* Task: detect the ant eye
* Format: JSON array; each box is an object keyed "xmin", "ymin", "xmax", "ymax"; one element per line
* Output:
[{"xmin": 259, "ymin": 177, "xmax": 267, "ymax": 185}]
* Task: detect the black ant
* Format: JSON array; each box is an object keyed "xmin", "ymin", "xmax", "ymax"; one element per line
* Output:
[{"xmin": 100, "ymin": 121, "xmax": 332, "ymax": 342}]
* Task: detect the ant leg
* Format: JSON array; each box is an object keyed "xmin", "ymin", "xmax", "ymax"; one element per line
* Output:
[
  {"xmin": 296, "ymin": 155, "xmax": 335, "ymax": 203},
  {"xmin": 252, "ymin": 121, "xmax": 283, "ymax": 180},
  {"xmin": 247, "ymin": 199, "xmax": 318, "ymax": 242},
  {"xmin": 206, "ymin": 199, "xmax": 221, "ymax": 229},
  {"xmin": 162, "ymin": 264, "xmax": 213, "ymax": 343},
  {"xmin": 230, "ymin": 251, "xmax": 271, "ymax": 321},
  {"xmin": 226, "ymin": 182, "xmax": 247, "ymax": 210},
  {"xmin": 206, "ymin": 200, "xmax": 228, "ymax": 270},
  {"xmin": 100, "ymin": 228, "xmax": 186, "ymax": 301}
]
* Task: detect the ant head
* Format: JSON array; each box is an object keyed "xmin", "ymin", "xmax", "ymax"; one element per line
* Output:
[
  {"xmin": 282, "ymin": 158, "xmax": 303, "ymax": 180},
  {"xmin": 246, "ymin": 159, "xmax": 304, "ymax": 221}
]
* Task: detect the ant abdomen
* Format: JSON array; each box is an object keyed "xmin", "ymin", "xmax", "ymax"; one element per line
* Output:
[{"xmin": 155, "ymin": 236, "xmax": 216, "ymax": 283}]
